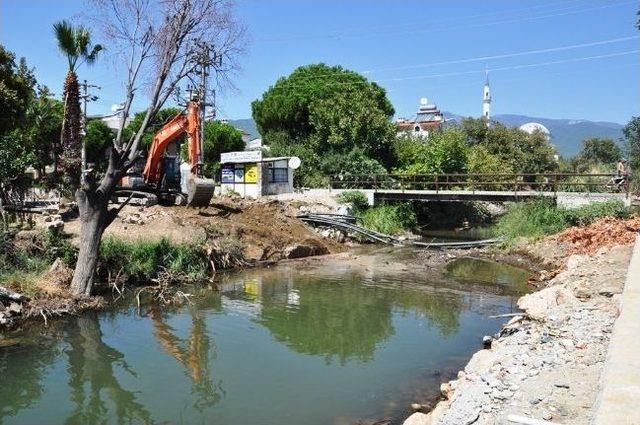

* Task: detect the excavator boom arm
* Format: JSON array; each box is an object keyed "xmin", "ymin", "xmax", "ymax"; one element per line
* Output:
[{"xmin": 142, "ymin": 102, "xmax": 202, "ymax": 185}]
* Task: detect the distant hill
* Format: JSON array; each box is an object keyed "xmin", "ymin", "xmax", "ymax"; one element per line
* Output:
[
  {"xmin": 444, "ymin": 112, "xmax": 624, "ymax": 157},
  {"xmin": 228, "ymin": 119, "xmax": 259, "ymax": 139},
  {"xmin": 228, "ymin": 115, "xmax": 625, "ymax": 157}
]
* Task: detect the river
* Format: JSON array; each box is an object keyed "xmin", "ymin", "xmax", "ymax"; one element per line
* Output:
[{"xmin": 0, "ymin": 249, "xmax": 530, "ymax": 425}]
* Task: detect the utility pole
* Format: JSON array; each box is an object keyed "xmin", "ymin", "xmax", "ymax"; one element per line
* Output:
[
  {"xmin": 80, "ymin": 80, "xmax": 101, "ymax": 185},
  {"xmin": 194, "ymin": 42, "xmax": 222, "ymax": 174}
]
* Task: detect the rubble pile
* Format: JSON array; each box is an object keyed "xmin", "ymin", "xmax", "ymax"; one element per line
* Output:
[
  {"xmin": 0, "ymin": 287, "xmax": 28, "ymax": 327},
  {"xmin": 555, "ymin": 216, "xmax": 640, "ymax": 255},
  {"xmin": 406, "ymin": 244, "xmax": 633, "ymax": 425}
]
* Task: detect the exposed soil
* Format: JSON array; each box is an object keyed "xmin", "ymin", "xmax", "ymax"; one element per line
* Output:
[{"xmin": 63, "ymin": 197, "xmax": 344, "ymax": 261}]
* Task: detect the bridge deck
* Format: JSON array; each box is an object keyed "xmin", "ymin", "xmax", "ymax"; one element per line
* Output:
[{"xmin": 372, "ymin": 189, "xmax": 550, "ymax": 202}]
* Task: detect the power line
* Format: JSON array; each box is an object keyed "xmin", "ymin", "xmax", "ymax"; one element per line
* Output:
[
  {"xmin": 376, "ymin": 50, "xmax": 640, "ymax": 83},
  {"xmin": 363, "ymin": 35, "xmax": 639, "ymax": 74},
  {"xmin": 254, "ymin": 48, "xmax": 639, "ymax": 92},
  {"xmin": 255, "ymin": 0, "xmax": 634, "ymax": 44}
]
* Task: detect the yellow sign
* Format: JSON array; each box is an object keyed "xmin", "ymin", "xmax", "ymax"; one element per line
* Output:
[{"xmin": 245, "ymin": 163, "xmax": 258, "ymax": 183}]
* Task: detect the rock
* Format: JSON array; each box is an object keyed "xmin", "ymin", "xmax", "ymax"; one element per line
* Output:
[
  {"xmin": 440, "ymin": 382, "xmax": 454, "ymax": 399},
  {"xmin": 517, "ymin": 286, "xmax": 578, "ymax": 321},
  {"xmin": 566, "ymin": 254, "xmax": 588, "ymax": 271},
  {"xmin": 283, "ymin": 241, "xmax": 329, "ymax": 259},
  {"xmin": 7, "ymin": 302, "xmax": 22, "ymax": 314},
  {"xmin": 402, "ymin": 412, "xmax": 430, "ymax": 425},
  {"xmin": 482, "ymin": 335, "xmax": 493, "ymax": 348},
  {"xmin": 410, "ymin": 403, "xmax": 424, "ymax": 412}
]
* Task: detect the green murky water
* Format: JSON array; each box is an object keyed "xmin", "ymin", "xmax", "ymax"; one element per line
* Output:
[{"xmin": 0, "ymin": 251, "xmax": 530, "ymax": 425}]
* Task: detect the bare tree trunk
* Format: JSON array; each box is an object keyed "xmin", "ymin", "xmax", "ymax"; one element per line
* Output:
[{"xmin": 70, "ymin": 189, "xmax": 109, "ymax": 296}]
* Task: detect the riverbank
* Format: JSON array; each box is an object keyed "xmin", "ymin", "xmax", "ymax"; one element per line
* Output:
[
  {"xmin": 406, "ymin": 217, "xmax": 640, "ymax": 425},
  {"xmin": 0, "ymin": 198, "xmax": 346, "ymax": 328}
]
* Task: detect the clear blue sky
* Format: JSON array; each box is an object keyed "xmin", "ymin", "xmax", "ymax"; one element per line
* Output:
[{"xmin": 1, "ymin": 0, "xmax": 638, "ymax": 124}]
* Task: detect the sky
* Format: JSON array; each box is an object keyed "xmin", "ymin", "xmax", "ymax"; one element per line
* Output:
[{"xmin": 1, "ymin": 0, "xmax": 639, "ymax": 124}]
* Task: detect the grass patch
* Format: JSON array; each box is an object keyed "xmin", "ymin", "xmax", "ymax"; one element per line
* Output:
[
  {"xmin": 358, "ymin": 203, "xmax": 417, "ymax": 235},
  {"xmin": 336, "ymin": 191, "xmax": 369, "ymax": 212},
  {"xmin": 98, "ymin": 237, "xmax": 210, "ymax": 283},
  {"xmin": 492, "ymin": 199, "xmax": 629, "ymax": 244}
]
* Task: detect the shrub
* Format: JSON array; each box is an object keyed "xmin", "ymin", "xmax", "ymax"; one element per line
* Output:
[
  {"xmin": 358, "ymin": 203, "xmax": 417, "ymax": 235},
  {"xmin": 565, "ymin": 199, "xmax": 629, "ymax": 226},
  {"xmin": 336, "ymin": 191, "xmax": 369, "ymax": 212},
  {"xmin": 493, "ymin": 199, "xmax": 567, "ymax": 241},
  {"xmin": 492, "ymin": 199, "xmax": 630, "ymax": 243}
]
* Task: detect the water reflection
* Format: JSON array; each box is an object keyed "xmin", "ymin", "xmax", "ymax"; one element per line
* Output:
[
  {"xmin": 0, "ymin": 253, "xmax": 531, "ymax": 425},
  {"xmin": 64, "ymin": 312, "xmax": 152, "ymax": 424},
  {"xmin": 148, "ymin": 305, "xmax": 224, "ymax": 409},
  {"xmin": 0, "ymin": 335, "xmax": 58, "ymax": 421},
  {"xmin": 220, "ymin": 268, "xmax": 466, "ymax": 364}
]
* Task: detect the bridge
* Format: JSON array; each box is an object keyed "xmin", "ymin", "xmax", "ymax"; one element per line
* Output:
[{"xmin": 326, "ymin": 173, "xmax": 632, "ymax": 207}]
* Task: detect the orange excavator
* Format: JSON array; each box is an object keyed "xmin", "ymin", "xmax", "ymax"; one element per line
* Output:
[{"xmin": 121, "ymin": 101, "xmax": 215, "ymax": 207}]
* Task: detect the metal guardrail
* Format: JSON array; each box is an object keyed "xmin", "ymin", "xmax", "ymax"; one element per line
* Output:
[{"xmin": 330, "ymin": 173, "xmax": 630, "ymax": 197}]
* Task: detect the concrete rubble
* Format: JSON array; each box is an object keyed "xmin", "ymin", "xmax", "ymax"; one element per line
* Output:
[{"xmin": 405, "ymin": 244, "xmax": 633, "ymax": 425}]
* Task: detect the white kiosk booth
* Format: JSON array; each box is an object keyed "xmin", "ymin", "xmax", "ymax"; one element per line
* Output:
[{"xmin": 220, "ymin": 151, "xmax": 299, "ymax": 198}]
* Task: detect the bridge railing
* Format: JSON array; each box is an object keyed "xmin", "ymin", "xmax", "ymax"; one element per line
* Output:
[{"xmin": 330, "ymin": 173, "xmax": 628, "ymax": 196}]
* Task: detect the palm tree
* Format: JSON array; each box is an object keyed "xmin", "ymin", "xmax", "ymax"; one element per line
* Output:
[{"xmin": 53, "ymin": 20, "xmax": 103, "ymax": 190}]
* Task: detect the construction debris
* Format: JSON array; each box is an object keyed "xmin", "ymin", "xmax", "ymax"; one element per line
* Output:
[
  {"xmin": 410, "ymin": 241, "xmax": 633, "ymax": 425},
  {"xmin": 555, "ymin": 216, "xmax": 640, "ymax": 255}
]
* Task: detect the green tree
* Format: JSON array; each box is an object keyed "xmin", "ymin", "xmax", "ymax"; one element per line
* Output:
[
  {"xmin": 0, "ymin": 132, "xmax": 34, "ymax": 192},
  {"xmin": 514, "ymin": 130, "xmax": 557, "ymax": 174},
  {"xmin": 0, "ymin": 45, "xmax": 36, "ymax": 136},
  {"xmin": 24, "ymin": 87, "xmax": 63, "ymax": 178},
  {"xmin": 85, "ymin": 119, "xmax": 114, "ymax": 170},
  {"xmin": 123, "ymin": 107, "xmax": 182, "ymax": 151},
  {"xmin": 252, "ymin": 64, "xmax": 395, "ymax": 185},
  {"xmin": 573, "ymin": 137, "xmax": 621, "ymax": 171},
  {"xmin": 623, "ymin": 116, "xmax": 640, "ymax": 172},
  {"xmin": 53, "ymin": 20, "xmax": 103, "ymax": 189},
  {"xmin": 395, "ymin": 128, "xmax": 468, "ymax": 175},
  {"xmin": 180, "ymin": 120, "xmax": 245, "ymax": 175},
  {"xmin": 467, "ymin": 144, "xmax": 511, "ymax": 175},
  {"xmin": 459, "ymin": 118, "xmax": 557, "ymax": 176}
]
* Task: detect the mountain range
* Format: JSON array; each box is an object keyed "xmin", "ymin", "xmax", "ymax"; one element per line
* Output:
[{"xmin": 229, "ymin": 114, "xmax": 626, "ymax": 158}]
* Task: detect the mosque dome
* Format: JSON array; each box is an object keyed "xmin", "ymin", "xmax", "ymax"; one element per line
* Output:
[{"xmin": 519, "ymin": 122, "xmax": 550, "ymax": 136}]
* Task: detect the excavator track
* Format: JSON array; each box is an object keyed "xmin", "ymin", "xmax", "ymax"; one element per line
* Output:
[{"xmin": 187, "ymin": 176, "xmax": 215, "ymax": 207}]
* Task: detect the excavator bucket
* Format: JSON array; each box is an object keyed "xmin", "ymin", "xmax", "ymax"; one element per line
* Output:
[{"xmin": 187, "ymin": 176, "xmax": 215, "ymax": 207}]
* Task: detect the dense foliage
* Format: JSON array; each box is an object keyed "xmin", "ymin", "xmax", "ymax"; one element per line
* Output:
[
  {"xmin": 252, "ymin": 64, "xmax": 395, "ymax": 186},
  {"xmin": 84, "ymin": 119, "xmax": 114, "ymax": 170},
  {"xmin": 623, "ymin": 116, "xmax": 640, "ymax": 173}
]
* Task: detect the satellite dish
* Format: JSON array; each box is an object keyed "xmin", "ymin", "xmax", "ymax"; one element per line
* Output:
[
  {"xmin": 420, "ymin": 97, "xmax": 428, "ymax": 106},
  {"xmin": 288, "ymin": 156, "xmax": 301, "ymax": 170}
]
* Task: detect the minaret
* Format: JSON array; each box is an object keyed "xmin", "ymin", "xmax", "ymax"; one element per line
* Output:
[{"xmin": 482, "ymin": 70, "xmax": 491, "ymax": 124}]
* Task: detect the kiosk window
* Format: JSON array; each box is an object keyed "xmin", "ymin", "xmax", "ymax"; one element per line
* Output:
[{"xmin": 269, "ymin": 168, "xmax": 288, "ymax": 183}]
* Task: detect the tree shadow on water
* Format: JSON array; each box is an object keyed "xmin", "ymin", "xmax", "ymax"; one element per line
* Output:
[{"xmin": 64, "ymin": 312, "xmax": 152, "ymax": 425}]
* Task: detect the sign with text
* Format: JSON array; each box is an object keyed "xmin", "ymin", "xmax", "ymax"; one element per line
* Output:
[
  {"xmin": 245, "ymin": 164, "xmax": 258, "ymax": 183},
  {"xmin": 221, "ymin": 150, "xmax": 262, "ymax": 164},
  {"xmin": 221, "ymin": 165, "xmax": 234, "ymax": 183},
  {"xmin": 234, "ymin": 165, "xmax": 245, "ymax": 183}
]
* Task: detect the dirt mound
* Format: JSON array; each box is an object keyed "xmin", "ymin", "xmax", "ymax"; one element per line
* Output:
[
  {"xmin": 64, "ymin": 198, "xmax": 342, "ymax": 262},
  {"xmin": 555, "ymin": 216, "xmax": 640, "ymax": 255}
]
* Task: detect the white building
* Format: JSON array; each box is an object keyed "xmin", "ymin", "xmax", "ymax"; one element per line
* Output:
[
  {"xmin": 396, "ymin": 98, "xmax": 445, "ymax": 139},
  {"xmin": 220, "ymin": 151, "xmax": 299, "ymax": 198},
  {"xmin": 482, "ymin": 71, "xmax": 491, "ymax": 123}
]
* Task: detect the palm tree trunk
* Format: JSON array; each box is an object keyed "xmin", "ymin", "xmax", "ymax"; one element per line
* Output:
[{"xmin": 60, "ymin": 71, "xmax": 82, "ymax": 191}]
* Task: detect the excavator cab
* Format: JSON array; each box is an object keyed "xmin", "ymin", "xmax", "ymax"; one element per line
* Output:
[{"xmin": 136, "ymin": 101, "xmax": 215, "ymax": 207}]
